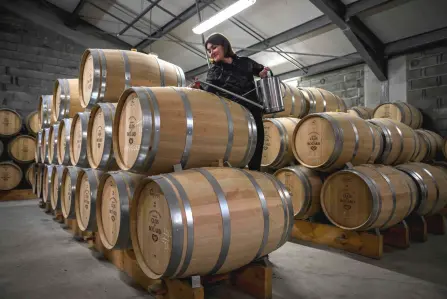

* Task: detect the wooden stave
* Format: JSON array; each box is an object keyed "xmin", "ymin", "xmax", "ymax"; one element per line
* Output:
[
  {"xmin": 113, "ymin": 87, "xmax": 257, "ymax": 175},
  {"xmin": 274, "ymin": 165, "xmax": 323, "ymax": 219},
  {"xmin": 61, "ymin": 166, "xmax": 81, "ymax": 219},
  {"xmin": 366, "ymin": 122, "xmax": 385, "ymax": 164},
  {"xmin": 52, "ymin": 79, "xmax": 83, "ymax": 122},
  {"xmin": 25, "ymin": 111, "xmax": 39, "ymax": 135},
  {"xmin": 41, "ymin": 128, "xmax": 50, "ymax": 164},
  {"xmin": 130, "ymin": 167, "xmax": 293, "ymax": 279},
  {"xmin": 48, "ymin": 123, "xmax": 60, "ymax": 164},
  {"xmin": 87, "ymin": 103, "xmax": 119, "ymax": 171},
  {"xmin": 96, "ymin": 171, "xmax": 145, "ymax": 250},
  {"xmin": 75, "ymin": 168, "xmax": 104, "ymax": 232},
  {"xmin": 0, "ymin": 108, "xmax": 22, "ymax": 137},
  {"xmin": 396, "ymin": 162, "xmax": 447, "ymax": 216},
  {"xmin": 69, "ymin": 112, "xmax": 91, "ymax": 167},
  {"xmin": 38, "ymin": 95, "xmax": 53, "ymax": 129},
  {"xmin": 78, "ymin": 49, "xmax": 186, "ymax": 109},
  {"xmin": 35, "ymin": 130, "xmax": 42, "ymax": 163},
  {"xmin": 36, "ymin": 164, "xmax": 43, "ymax": 198},
  {"xmin": 321, "ymin": 164, "xmax": 417, "ymax": 231},
  {"xmin": 42, "ymin": 165, "xmax": 53, "ymax": 203},
  {"xmin": 25, "ymin": 163, "xmax": 34, "ymax": 186},
  {"xmin": 50, "ymin": 165, "xmax": 65, "ymax": 211},
  {"xmin": 7, "ymin": 135, "xmax": 37, "ymax": 164},
  {"xmin": 261, "ymin": 117, "xmax": 300, "ymax": 169},
  {"xmin": 415, "ymin": 129, "xmax": 439, "ymax": 161},
  {"xmin": 368, "ymin": 119, "xmax": 416, "ymax": 165},
  {"xmin": 0, "ymin": 161, "xmax": 23, "ymax": 191},
  {"xmin": 347, "ymin": 106, "xmax": 373, "ymax": 119},
  {"xmin": 301, "ymin": 87, "xmax": 347, "ymax": 113},
  {"xmin": 57, "ymin": 118, "xmax": 73, "ymax": 165},
  {"xmin": 292, "ymin": 112, "xmax": 376, "ymax": 172},
  {"xmin": 264, "ymin": 83, "xmax": 309, "ymax": 118},
  {"xmin": 422, "ymin": 129, "xmax": 444, "ymax": 158}
]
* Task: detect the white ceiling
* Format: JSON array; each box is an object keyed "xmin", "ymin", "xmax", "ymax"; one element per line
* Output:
[{"xmin": 48, "ymin": 0, "xmax": 447, "ymax": 77}]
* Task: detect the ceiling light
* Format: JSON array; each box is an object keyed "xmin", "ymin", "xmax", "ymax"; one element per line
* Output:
[{"xmin": 192, "ymin": 0, "xmax": 256, "ymax": 35}]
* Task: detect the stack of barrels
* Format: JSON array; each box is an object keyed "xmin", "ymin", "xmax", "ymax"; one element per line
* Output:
[
  {"xmin": 263, "ymin": 97, "xmax": 447, "ymax": 233},
  {"xmin": 34, "ymin": 48, "xmax": 295, "ymax": 280},
  {"xmin": 0, "ymin": 108, "xmax": 38, "ymax": 192}
]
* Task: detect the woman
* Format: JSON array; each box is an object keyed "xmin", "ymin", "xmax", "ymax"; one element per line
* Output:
[{"xmin": 198, "ymin": 33, "xmax": 270, "ymax": 171}]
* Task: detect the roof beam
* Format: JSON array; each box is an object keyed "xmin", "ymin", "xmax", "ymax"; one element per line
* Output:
[
  {"xmin": 385, "ymin": 27, "xmax": 447, "ymax": 56},
  {"xmin": 65, "ymin": 0, "xmax": 88, "ymax": 27},
  {"xmin": 134, "ymin": 0, "xmax": 216, "ymax": 50},
  {"xmin": 117, "ymin": 0, "xmax": 161, "ymax": 36},
  {"xmin": 309, "ymin": 0, "xmax": 387, "ymax": 81}
]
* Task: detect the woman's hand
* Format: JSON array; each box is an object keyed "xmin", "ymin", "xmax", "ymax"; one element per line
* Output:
[{"xmin": 259, "ymin": 67, "xmax": 270, "ymax": 78}]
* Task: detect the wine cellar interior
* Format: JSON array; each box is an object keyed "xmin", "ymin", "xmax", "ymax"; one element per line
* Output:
[{"xmin": 1, "ymin": 0, "xmax": 447, "ymax": 299}]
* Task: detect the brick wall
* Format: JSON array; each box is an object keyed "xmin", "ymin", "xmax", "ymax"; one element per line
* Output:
[
  {"xmin": 0, "ymin": 7, "xmax": 84, "ymax": 118},
  {"xmin": 296, "ymin": 64, "xmax": 365, "ymax": 108},
  {"xmin": 407, "ymin": 46, "xmax": 447, "ymax": 136}
]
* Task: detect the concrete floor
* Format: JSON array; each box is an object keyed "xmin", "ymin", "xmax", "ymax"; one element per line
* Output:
[{"xmin": 1, "ymin": 200, "xmax": 447, "ymax": 299}]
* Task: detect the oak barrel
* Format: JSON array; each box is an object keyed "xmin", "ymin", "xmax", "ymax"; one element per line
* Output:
[
  {"xmin": 373, "ymin": 102, "xmax": 423, "ymax": 129},
  {"xmin": 75, "ymin": 168, "xmax": 104, "ymax": 232},
  {"xmin": 57, "ymin": 118, "xmax": 72, "ymax": 165},
  {"xmin": 87, "ymin": 103, "xmax": 119, "ymax": 170},
  {"xmin": 414, "ymin": 129, "xmax": 440, "ymax": 161},
  {"xmin": 300, "ymin": 87, "xmax": 347, "ymax": 113},
  {"xmin": 52, "ymin": 78, "xmax": 83, "ymax": 122},
  {"xmin": 131, "ymin": 167, "xmax": 293, "ymax": 279},
  {"xmin": 8, "ymin": 135, "xmax": 36, "ymax": 163},
  {"xmin": 0, "ymin": 108, "xmax": 22, "ymax": 137},
  {"xmin": 61, "ymin": 166, "xmax": 81, "ymax": 219},
  {"xmin": 79, "ymin": 49, "xmax": 186, "ymax": 109},
  {"xmin": 321, "ymin": 164, "xmax": 417, "ymax": 230},
  {"xmin": 41, "ymin": 128, "xmax": 50, "ymax": 164},
  {"xmin": 396, "ymin": 162, "xmax": 447, "ymax": 216},
  {"xmin": 70, "ymin": 112, "xmax": 90, "ymax": 167},
  {"xmin": 25, "ymin": 163, "xmax": 34, "ymax": 186},
  {"xmin": 367, "ymin": 122, "xmax": 384, "ymax": 164},
  {"xmin": 347, "ymin": 106, "xmax": 374, "ymax": 119},
  {"xmin": 96, "ymin": 171, "xmax": 144, "ymax": 249},
  {"xmin": 113, "ymin": 87, "xmax": 257, "ymax": 174},
  {"xmin": 292, "ymin": 112, "xmax": 376, "ymax": 172},
  {"xmin": 25, "ymin": 111, "xmax": 39, "ymax": 135},
  {"xmin": 36, "ymin": 164, "xmax": 43, "ymax": 198},
  {"xmin": 48, "ymin": 123, "xmax": 60, "ymax": 164},
  {"xmin": 35, "ymin": 130, "xmax": 42, "ymax": 163},
  {"xmin": 264, "ymin": 83, "xmax": 309, "ymax": 118},
  {"xmin": 274, "ymin": 165, "xmax": 323, "ymax": 219},
  {"xmin": 0, "ymin": 162, "xmax": 23, "ymax": 190},
  {"xmin": 262, "ymin": 117, "xmax": 300, "ymax": 168},
  {"xmin": 368, "ymin": 118, "xmax": 416, "ymax": 165},
  {"xmin": 42, "ymin": 165, "xmax": 53, "ymax": 203},
  {"xmin": 38, "ymin": 95, "xmax": 52, "ymax": 129},
  {"xmin": 51, "ymin": 165, "xmax": 64, "ymax": 211}
]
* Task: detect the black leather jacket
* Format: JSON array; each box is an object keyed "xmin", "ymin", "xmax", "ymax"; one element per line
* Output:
[{"xmin": 203, "ymin": 56, "xmax": 264, "ymax": 112}]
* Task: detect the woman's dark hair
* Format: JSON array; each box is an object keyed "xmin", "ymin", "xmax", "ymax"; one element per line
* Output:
[{"xmin": 205, "ymin": 33, "xmax": 235, "ymax": 58}]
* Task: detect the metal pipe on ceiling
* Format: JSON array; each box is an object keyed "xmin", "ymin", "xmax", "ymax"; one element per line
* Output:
[{"xmin": 117, "ymin": 0, "xmax": 161, "ymax": 36}]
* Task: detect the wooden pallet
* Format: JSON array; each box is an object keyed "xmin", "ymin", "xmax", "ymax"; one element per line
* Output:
[{"xmin": 0, "ymin": 189, "xmax": 35, "ymax": 201}]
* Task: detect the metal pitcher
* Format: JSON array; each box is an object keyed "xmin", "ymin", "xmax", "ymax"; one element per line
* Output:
[{"xmin": 256, "ymin": 73, "xmax": 285, "ymax": 114}]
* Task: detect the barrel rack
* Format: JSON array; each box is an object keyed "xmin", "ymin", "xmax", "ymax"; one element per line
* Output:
[
  {"xmin": 292, "ymin": 212, "xmax": 445, "ymax": 259},
  {"xmin": 39, "ymin": 161, "xmax": 274, "ymax": 299},
  {"xmin": 0, "ymin": 189, "xmax": 35, "ymax": 201}
]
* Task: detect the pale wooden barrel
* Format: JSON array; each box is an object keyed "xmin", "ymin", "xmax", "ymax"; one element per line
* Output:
[
  {"xmin": 420, "ymin": 129, "xmax": 444, "ymax": 159},
  {"xmin": 262, "ymin": 117, "xmax": 300, "ymax": 169},
  {"xmin": 131, "ymin": 167, "xmax": 293, "ymax": 279},
  {"xmin": 57, "ymin": 118, "xmax": 72, "ymax": 165},
  {"xmin": 87, "ymin": 103, "xmax": 119, "ymax": 170},
  {"xmin": 321, "ymin": 164, "xmax": 417, "ymax": 231},
  {"xmin": 264, "ymin": 83, "xmax": 309, "ymax": 118},
  {"xmin": 274, "ymin": 165, "xmax": 323, "ymax": 219},
  {"xmin": 75, "ymin": 168, "xmax": 104, "ymax": 232},
  {"xmin": 79, "ymin": 49, "xmax": 186, "ymax": 109},
  {"xmin": 41, "ymin": 128, "xmax": 50, "ymax": 164},
  {"xmin": 35, "ymin": 130, "xmax": 42, "ymax": 163},
  {"xmin": 61, "ymin": 166, "xmax": 81, "ymax": 219},
  {"xmin": 25, "ymin": 111, "xmax": 39, "ymax": 135},
  {"xmin": 0, "ymin": 108, "xmax": 22, "ymax": 137},
  {"xmin": 42, "ymin": 165, "xmax": 53, "ymax": 203},
  {"xmin": 413, "ymin": 129, "xmax": 438, "ymax": 161},
  {"xmin": 38, "ymin": 95, "xmax": 53, "ymax": 129},
  {"xmin": 367, "ymin": 122, "xmax": 384, "ymax": 164},
  {"xmin": 48, "ymin": 123, "xmax": 60, "ymax": 164},
  {"xmin": 8, "ymin": 135, "xmax": 36, "ymax": 163},
  {"xmin": 373, "ymin": 102, "xmax": 423, "ymax": 129},
  {"xmin": 25, "ymin": 163, "xmax": 34, "ymax": 186},
  {"xmin": 368, "ymin": 118, "xmax": 416, "ymax": 165},
  {"xmin": 96, "ymin": 171, "xmax": 144, "ymax": 249},
  {"xmin": 52, "ymin": 79, "xmax": 83, "ymax": 122},
  {"xmin": 292, "ymin": 112, "xmax": 376, "ymax": 172},
  {"xmin": 300, "ymin": 87, "xmax": 347, "ymax": 113},
  {"xmin": 36, "ymin": 164, "xmax": 43, "ymax": 197},
  {"xmin": 70, "ymin": 112, "xmax": 90, "ymax": 167},
  {"xmin": 396, "ymin": 162, "xmax": 447, "ymax": 216},
  {"xmin": 51, "ymin": 165, "xmax": 64, "ymax": 211},
  {"xmin": 347, "ymin": 106, "xmax": 374, "ymax": 119},
  {"xmin": 113, "ymin": 87, "xmax": 257, "ymax": 174},
  {"xmin": 0, "ymin": 162, "xmax": 23, "ymax": 190}
]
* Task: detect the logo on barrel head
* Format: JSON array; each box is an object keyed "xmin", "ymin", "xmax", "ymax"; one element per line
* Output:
[
  {"xmin": 152, "ymin": 234, "xmax": 158, "ymax": 242},
  {"xmin": 307, "ymin": 132, "xmax": 321, "ymax": 151}
]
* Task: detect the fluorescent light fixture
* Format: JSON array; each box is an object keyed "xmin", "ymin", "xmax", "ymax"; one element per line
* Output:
[{"xmin": 192, "ymin": 0, "xmax": 256, "ymax": 35}]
